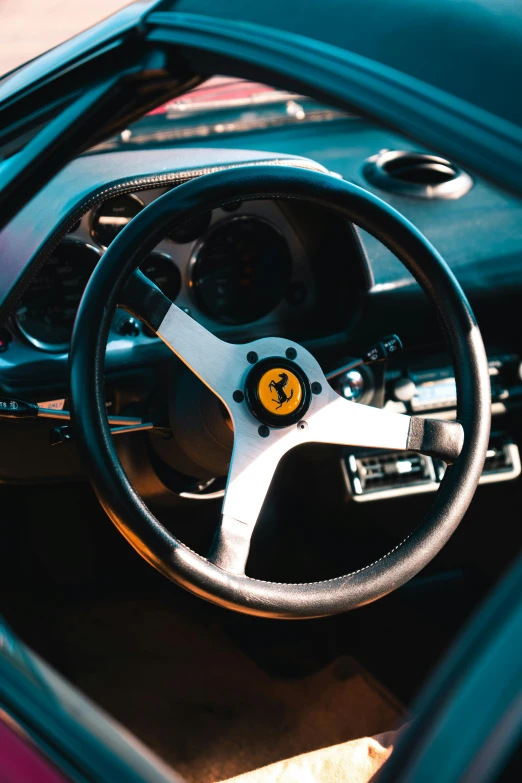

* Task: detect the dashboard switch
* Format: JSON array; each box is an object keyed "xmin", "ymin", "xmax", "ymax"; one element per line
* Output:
[
  {"xmin": 0, "ymin": 397, "xmax": 38, "ymax": 419},
  {"xmin": 392, "ymin": 377, "xmax": 417, "ymax": 402},
  {"xmin": 339, "ymin": 370, "xmax": 366, "ymax": 402},
  {"xmin": 117, "ymin": 317, "xmax": 141, "ymax": 337},
  {"xmin": 327, "ymin": 334, "xmax": 403, "ymax": 383},
  {"xmin": 363, "ymin": 334, "xmax": 403, "ymax": 364}
]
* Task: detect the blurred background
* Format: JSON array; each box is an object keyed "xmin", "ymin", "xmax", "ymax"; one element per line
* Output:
[{"xmin": 0, "ymin": 0, "xmax": 134, "ymax": 75}]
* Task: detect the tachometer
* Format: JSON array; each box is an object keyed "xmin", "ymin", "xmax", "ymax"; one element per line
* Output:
[
  {"xmin": 15, "ymin": 241, "xmax": 100, "ymax": 351},
  {"xmin": 190, "ymin": 217, "xmax": 292, "ymax": 324}
]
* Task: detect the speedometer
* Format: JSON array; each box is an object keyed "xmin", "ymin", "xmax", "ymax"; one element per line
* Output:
[
  {"xmin": 190, "ymin": 217, "xmax": 292, "ymax": 324},
  {"xmin": 15, "ymin": 241, "xmax": 100, "ymax": 351}
]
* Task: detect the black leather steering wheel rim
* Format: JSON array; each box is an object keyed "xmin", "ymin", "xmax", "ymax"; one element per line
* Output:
[{"xmin": 70, "ymin": 165, "xmax": 490, "ymax": 619}]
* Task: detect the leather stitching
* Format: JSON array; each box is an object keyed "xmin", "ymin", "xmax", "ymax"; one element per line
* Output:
[{"xmin": 174, "ymin": 530, "xmax": 418, "ymax": 586}]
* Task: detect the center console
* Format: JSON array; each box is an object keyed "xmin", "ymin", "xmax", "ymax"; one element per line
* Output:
[{"xmin": 339, "ymin": 351, "xmax": 522, "ymax": 502}]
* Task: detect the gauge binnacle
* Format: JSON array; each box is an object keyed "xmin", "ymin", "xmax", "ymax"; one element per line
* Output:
[
  {"xmin": 15, "ymin": 242, "xmax": 100, "ymax": 350},
  {"xmin": 91, "ymin": 194, "xmax": 144, "ymax": 247},
  {"xmin": 191, "ymin": 217, "xmax": 292, "ymax": 324},
  {"xmin": 140, "ymin": 252, "xmax": 182, "ymax": 301}
]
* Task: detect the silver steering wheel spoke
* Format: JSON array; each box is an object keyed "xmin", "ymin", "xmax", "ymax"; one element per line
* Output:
[
  {"xmin": 157, "ymin": 303, "xmax": 239, "ymax": 398},
  {"xmin": 121, "ymin": 271, "xmax": 464, "ymax": 580},
  {"xmin": 307, "ymin": 388, "xmax": 464, "ymax": 463},
  {"xmin": 207, "ymin": 403, "xmax": 306, "ymax": 575},
  {"xmin": 121, "ymin": 270, "xmax": 239, "ymax": 402}
]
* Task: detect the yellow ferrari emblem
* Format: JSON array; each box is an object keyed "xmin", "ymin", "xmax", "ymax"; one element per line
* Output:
[{"xmin": 258, "ymin": 367, "xmax": 303, "ymax": 416}]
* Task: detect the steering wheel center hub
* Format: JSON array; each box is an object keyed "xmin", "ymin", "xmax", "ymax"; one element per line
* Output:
[{"xmin": 244, "ymin": 357, "xmax": 311, "ymax": 427}]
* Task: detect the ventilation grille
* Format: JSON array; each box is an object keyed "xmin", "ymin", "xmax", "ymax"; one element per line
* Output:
[
  {"xmin": 347, "ymin": 451, "xmax": 435, "ymax": 496},
  {"xmin": 483, "ymin": 443, "xmax": 514, "ymax": 474},
  {"xmin": 363, "ymin": 150, "xmax": 473, "ymax": 199},
  {"xmin": 344, "ymin": 436, "xmax": 521, "ymax": 502}
]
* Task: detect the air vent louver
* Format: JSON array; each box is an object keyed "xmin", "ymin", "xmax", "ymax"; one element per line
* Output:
[
  {"xmin": 363, "ymin": 150, "xmax": 473, "ymax": 199},
  {"xmin": 346, "ymin": 451, "xmax": 436, "ymax": 499}
]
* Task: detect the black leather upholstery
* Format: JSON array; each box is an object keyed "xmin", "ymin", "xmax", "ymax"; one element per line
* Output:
[
  {"xmin": 69, "ymin": 165, "xmax": 491, "ymax": 619},
  {"xmin": 407, "ymin": 417, "xmax": 464, "ymax": 463}
]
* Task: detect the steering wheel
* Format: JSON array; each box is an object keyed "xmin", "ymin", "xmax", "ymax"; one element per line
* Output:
[{"xmin": 70, "ymin": 165, "xmax": 490, "ymax": 619}]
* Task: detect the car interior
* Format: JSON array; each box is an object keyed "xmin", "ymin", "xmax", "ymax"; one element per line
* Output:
[{"xmin": 2, "ymin": 3, "xmax": 522, "ymax": 782}]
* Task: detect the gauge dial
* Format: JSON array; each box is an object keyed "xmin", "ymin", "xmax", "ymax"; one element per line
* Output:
[
  {"xmin": 15, "ymin": 242, "xmax": 100, "ymax": 350},
  {"xmin": 191, "ymin": 217, "xmax": 292, "ymax": 324},
  {"xmin": 91, "ymin": 194, "xmax": 144, "ymax": 247},
  {"xmin": 169, "ymin": 212, "xmax": 211, "ymax": 244},
  {"xmin": 140, "ymin": 253, "xmax": 181, "ymax": 301}
]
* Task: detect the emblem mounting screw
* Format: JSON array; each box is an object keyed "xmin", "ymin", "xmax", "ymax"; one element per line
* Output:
[
  {"xmin": 258, "ymin": 425, "xmax": 270, "ymax": 438},
  {"xmin": 286, "ymin": 347, "xmax": 297, "ymax": 360},
  {"xmin": 233, "ymin": 390, "xmax": 244, "ymax": 403},
  {"xmin": 247, "ymin": 351, "xmax": 258, "ymax": 364}
]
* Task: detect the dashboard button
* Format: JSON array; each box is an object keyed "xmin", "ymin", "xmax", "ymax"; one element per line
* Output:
[
  {"xmin": 339, "ymin": 370, "xmax": 365, "ymax": 402},
  {"xmin": 392, "ymin": 377, "xmax": 417, "ymax": 402},
  {"xmin": 117, "ymin": 317, "xmax": 141, "ymax": 337}
]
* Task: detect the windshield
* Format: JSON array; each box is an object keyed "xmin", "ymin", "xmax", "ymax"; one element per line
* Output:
[{"xmin": 92, "ymin": 76, "xmax": 354, "ymax": 151}]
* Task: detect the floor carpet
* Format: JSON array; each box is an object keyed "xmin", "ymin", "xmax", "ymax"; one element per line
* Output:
[{"xmin": 28, "ymin": 595, "xmax": 404, "ymax": 782}]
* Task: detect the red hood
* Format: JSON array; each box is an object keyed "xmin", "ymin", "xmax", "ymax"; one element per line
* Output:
[{"xmin": 147, "ymin": 76, "xmax": 283, "ymax": 116}]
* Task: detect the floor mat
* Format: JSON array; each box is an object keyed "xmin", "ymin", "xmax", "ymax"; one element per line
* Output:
[{"xmin": 28, "ymin": 596, "xmax": 404, "ymax": 783}]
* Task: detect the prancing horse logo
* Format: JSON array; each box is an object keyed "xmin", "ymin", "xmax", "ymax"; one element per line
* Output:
[{"xmin": 268, "ymin": 372, "xmax": 294, "ymax": 410}]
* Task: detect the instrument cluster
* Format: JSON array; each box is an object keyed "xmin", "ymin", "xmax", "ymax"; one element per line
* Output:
[{"xmin": 14, "ymin": 190, "xmax": 315, "ymax": 351}]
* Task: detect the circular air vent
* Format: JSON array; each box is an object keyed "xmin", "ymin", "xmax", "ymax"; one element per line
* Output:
[{"xmin": 363, "ymin": 150, "xmax": 473, "ymax": 199}]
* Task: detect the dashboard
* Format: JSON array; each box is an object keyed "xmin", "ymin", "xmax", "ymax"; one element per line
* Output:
[
  {"xmin": 1, "ymin": 131, "xmax": 522, "ymax": 502},
  {"xmin": 0, "ymin": 148, "xmax": 372, "ymax": 403}
]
